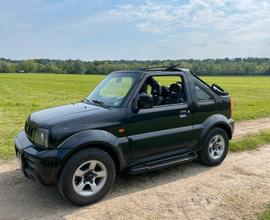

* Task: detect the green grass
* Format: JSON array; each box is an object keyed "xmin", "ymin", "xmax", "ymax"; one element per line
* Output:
[
  {"xmin": 203, "ymin": 76, "xmax": 270, "ymax": 121},
  {"xmin": 230, "ymin": 130, "xmax": 270, "ymax": 152},
  {"xmin": 1, "ymin": 73, "xmax": 270, "ymax": 160},
  {"xmin": 0, "ymin": 73, "xmax": 104, "ymax": 160},
  {"xmin": 258, "ymin": 205, "xmax": 270, "ymax": 220}
]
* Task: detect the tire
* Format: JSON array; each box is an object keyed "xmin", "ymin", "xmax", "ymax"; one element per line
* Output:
[
  {"xmin": 198, "ymin": 127, "xmax": 229, "ymax": 166},
  {"xmin": 58, "ymin": 148, "xmax": 116, "ymax": 206}
]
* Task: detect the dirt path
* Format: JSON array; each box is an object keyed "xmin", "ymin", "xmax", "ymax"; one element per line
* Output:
[
  {"xmin": 1, "ymin": 117, "xmax": 270, "ymax": 220},
  {"xmin": 1, "ymin": 146, "xmax": 270, "ymax": 220},
  {"xmin": 234, "ymin": 117, "xmax": 270, "ymax": 138}
]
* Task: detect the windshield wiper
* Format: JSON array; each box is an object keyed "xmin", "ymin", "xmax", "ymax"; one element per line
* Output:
[
  {"xmin": 84, "ymin": 98, "xmax": 91, "ymax": 104},
  {"xmin": 91, "ymin": 99, "xmax": 105, "ymax": 105},
  {"xmin": 85, "ymin": 99, "xmax": 111, "ymax": 108}
]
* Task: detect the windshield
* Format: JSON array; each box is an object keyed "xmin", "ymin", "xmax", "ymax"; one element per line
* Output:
[{"xmin": 86, "ymin": 73, "xmax": 137, "ymax": 108}]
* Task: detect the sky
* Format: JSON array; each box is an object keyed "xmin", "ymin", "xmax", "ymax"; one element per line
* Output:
[{"xmin": 1, "ymin": 0, "xmax": 270, "ymax": 60}]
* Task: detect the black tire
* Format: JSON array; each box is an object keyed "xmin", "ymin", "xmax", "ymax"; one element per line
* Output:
[
  {"xmin": 198, "ymin": 127, "xmax": 229, "ymax": 166},
  {"xmin": 58, "ymin": 148, "xmax": 116, "ymax": 206}
]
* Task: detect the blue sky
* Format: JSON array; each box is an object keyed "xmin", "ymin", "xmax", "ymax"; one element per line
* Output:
[{"xmin": 1, "ymin": 0, "xmax": 270, "ymax": 60}]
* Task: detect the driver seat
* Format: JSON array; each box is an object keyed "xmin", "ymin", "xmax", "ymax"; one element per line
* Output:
[{"xmin": 163, "ymin": 83, "xmax": 183, "ymax": 104}]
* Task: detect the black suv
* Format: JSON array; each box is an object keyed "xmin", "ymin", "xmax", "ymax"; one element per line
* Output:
[{"xmin": 15, "ymin": 66, "xmax": 234, "ymax": 205}]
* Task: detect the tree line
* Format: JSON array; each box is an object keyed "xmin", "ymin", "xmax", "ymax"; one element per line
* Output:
[{"xmin": 0, "ymin": 57, "xmax": 270, "ymax": 75}]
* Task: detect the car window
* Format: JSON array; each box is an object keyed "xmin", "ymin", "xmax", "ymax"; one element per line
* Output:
[
  {"xmin": 99, "ymin": 77, "xmax": 133, "ymax": 97},
  {"xmin": 153, "ymin": 76, "xmax": 182, "ymax": 87},
  {"xmin": 138, "ymin": 75, "xmax": 185, "ymax": 109},
  {"xmin": 195, "ymin": 85, "xmax": 213, "ymax": 101},
  {"xmin": 86, "ymin": 73, "xmax": 137, "ymax": 108}
]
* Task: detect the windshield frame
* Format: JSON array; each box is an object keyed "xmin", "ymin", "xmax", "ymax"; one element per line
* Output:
[{"xmin": 85, "ymin": 71, "xmax": 141, "ymax": 108}]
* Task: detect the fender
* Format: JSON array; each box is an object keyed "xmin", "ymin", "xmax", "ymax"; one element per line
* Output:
[
  {"xmin": 195, "ymin": 114, "xmax": 234, "ymax": 149},
  {"xmin": 57, "ymin": 130, "xmax": 129, "ymax": 170}
]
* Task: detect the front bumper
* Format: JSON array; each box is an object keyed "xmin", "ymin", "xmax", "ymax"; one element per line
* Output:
[{"xmin": 14, "ymin": 131, "xmax": 61, "ymax": 185}]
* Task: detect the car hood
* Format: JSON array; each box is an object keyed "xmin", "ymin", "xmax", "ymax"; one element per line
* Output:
[
  {"xmin": 26, "ymin": 102, "xmax": 124, "ymax": 148},
  {"xmin": 29, "ymin": 102, "xmax": 107, "ymax": 128}
]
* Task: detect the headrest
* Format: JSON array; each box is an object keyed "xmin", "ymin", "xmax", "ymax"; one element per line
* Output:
[
  {"xmin": 169, "ymin": 83, "xmax": 182, "ymax": 98},
  {"xmin": 151, "ymin": 84, "xmax": 162, "ymax": 96}
]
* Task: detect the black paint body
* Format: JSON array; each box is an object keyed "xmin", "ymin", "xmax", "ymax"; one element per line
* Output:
[{"xmin": 15, "ymin": 69, "xmax": 234, "ymax": 185}]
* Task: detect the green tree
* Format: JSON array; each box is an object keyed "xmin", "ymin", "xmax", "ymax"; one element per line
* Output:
[{"xmin": 17, "ymin": 60, "xmax": 38, "ymax": 73}]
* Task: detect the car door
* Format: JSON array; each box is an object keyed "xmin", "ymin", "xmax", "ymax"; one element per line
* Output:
[{"xmin": 126, "ymin": 74, "xmax": 194, "ymax": 160}]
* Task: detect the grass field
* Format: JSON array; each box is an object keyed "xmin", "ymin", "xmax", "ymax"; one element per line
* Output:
[
  {"xmin": 1, "ymin": 73, "xmax": 270, "ymax": 160},
  {"xmin": 258, "ymin": 205, "xmax": 270, "ymax": 220},
  {"xmin": 230, "ymin": 130, "xmax": 270, "ymax": 152}
]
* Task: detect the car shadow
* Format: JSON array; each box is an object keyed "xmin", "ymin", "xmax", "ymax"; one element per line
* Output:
[
  {"xmin": 0, "ymin": 161, "xmax": 212, "ymax": 219},
  {"xmin": 108, "ymin": 161, "xmax": 211, "ymax": 200}
]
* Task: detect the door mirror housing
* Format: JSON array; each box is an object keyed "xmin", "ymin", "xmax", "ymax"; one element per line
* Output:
[{"xmin": 132, "ymin": 93, "xmax": 153, "ymax": 113}]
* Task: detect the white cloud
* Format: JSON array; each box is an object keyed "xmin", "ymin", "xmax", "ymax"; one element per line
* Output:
[
  {"xmin": 1, "ymin": 0, "xmax": 269, "ymax": 59},
  {"xmin": 109, "ymin": 0, "xmax": 270, "ymax": 58},
  {"xmin": 111, "ymin": 0, "xmax": 270, "ymax": 36},
  {"xmin": 136, "ymin": 22, "xmax": 163, "ymax": 34}
]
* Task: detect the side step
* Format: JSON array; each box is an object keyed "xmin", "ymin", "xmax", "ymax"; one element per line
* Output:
[{"xmin": 128, "ymin": 152, "xmax": 197, "ymax": 174}]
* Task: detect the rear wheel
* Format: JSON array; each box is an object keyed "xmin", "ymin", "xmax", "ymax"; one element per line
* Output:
[
  {"xmin": 58, "ymin": 148, "xmax": 116, "ymax": 205},
  {"xmin": 198, "ymin": 127, "xmax": 229, "ymax": 166}
]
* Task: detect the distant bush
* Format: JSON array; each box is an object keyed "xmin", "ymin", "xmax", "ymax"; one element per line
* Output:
[{"xmin": 1, "ymin": 57, "xmax": 270, "ymax": 75}]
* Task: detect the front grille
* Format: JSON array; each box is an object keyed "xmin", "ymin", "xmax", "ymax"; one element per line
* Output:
[{"xmin": 25, "ymin": 121, "xmax": 37, "ymax": 143}]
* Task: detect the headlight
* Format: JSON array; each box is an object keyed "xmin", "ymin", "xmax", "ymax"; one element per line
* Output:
[{"xmin": 34, "ymin": 128, "xmax": 49, "ymax": 148}]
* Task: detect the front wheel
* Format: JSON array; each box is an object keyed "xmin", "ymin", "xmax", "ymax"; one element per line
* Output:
[
  {"xmin": 198, "ymin": 127, "xmax": 229, "ymax": 166},
  {"xmin": 58, "ymin": 148, "xmax": 116, "ymax": 206}
]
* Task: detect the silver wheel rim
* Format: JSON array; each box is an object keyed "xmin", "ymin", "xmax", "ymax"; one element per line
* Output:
[
  {"xmin": 208, "ymin": 135, "xmax": 225, "ymax": 160},
  {"xmin": 72, "ymin": 160, "xmax": 107, "ymax": 197}
]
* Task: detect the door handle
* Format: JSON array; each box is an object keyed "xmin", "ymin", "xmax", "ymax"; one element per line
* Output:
[{"xmin": 179, "ymin": 110, "xmax": 189, "ymax": 118}]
